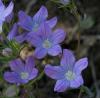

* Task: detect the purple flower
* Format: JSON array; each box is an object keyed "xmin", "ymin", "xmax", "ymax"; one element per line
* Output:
[
  {"xmin": 44, "ymin": 49, "xmax": 88, "ymax": 92},
  {"xmin": 26, "ymin": 23, "xmax": 66, "ymax": 59},
  {"xmin": 0, "ymin": 0, "xmax": 14, "ymax": 32},
  {"xmin": 6, "ymin": 12, "xmax": 14, "ymax": 23},
  {"xmin": 4, "ymin": 56, "xmax": 38, "ymax": 84},
  {"xmin": 7, "ymin": 23, "xmax": 27, "ymax": 43},
  {"xmin": 18, "ymin": 6, "xmax": 57, "ymax": 32}
]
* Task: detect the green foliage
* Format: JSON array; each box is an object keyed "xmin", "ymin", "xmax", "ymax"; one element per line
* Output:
[{"xmin": 0, "ymin": 40, "xmax": 21, "ymax": 64}]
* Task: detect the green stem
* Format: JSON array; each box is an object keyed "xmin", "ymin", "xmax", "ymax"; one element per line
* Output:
[
  {"xmin": 76, "ymin": 31, "xmax": 80, "ymax": 55},
  {"xmin": 78, "ymin": 86, "xmax": 83, "ymax": 98},
  {"xmin": 71, "ymin": 0, "xmax": 81, "ymax": 56}
]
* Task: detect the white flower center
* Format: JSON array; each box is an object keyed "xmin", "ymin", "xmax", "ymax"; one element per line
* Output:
[
  {"xmin": 33, "ymin": 23, "xmax": 39, "ymax": 31},
  {"xmin": 43, "ymin": 39, "xmax": 51, "ymax": 49},
  {"xmin": 65, "ymin": 70, "xmax": 75, "ymax": 81},
  {"xmin": 20, "ymin": 72, "xmax": 29, "ymax": 80}
]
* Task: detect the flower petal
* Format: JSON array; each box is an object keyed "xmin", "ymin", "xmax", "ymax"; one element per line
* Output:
[
  {"xmin": 18, "ymin": 11, "xmax": 27, "ymax": 21},
  {"xmin": 34, "ymin": 47, "xmax": 47, "ymax": 59},
  {"xmin": 7, "ymin": 23, "xmax": 18, "ymax": 40},
  {"xmin": 33, "ymin": 6, "xmax": 48, "ymax": 23},
  {"xmin": 48, "ymin": 45, "xmax": 62, "ymax": 56},
  {"xmin": 44, "ymin": 64, "xmax": 65, "ymax": 80},
  {"xmin": 0, "ymin": 0, "xmax": 5, "ymax": 11},
  {"xmin": 37, "ymin": 23, "xmax": 52, "ymax": 39},
  {"xmin": 28, "ymin": 68, "xmax": 38, "ymax": 80},
  {"xmin": 9, "ymin": 59, "xmax": 24, "ymax": 73},
  {"xmin": 54, "ymin": 79, "xmax": 70, "ymax": 92},
  {"xmin": 61, "ymin": 49, "xmax": 75, "ymax": 70},
  {"xmin": 70, "ymin": 75, "xmax": 83, "ymax": 88},
  {"xmin": 15, "ymin": 33, "xmax": 27, "ymax": 43},
  {"xmin": 46, "ymin": 17, "xmax": 57, "ymax": 28},
  {"xmin": 18, "ymin": 11, "xmax": 33, "ymax": 31},
  {"xmin": 4, "ymin": 72, "xmax": 21, "ymax": 83},
  {"xmin": 6, "ymin": 12, "xmax": 13, "ymax": 23},
  {"xmin": 26, "ymin": 32, "xmax": 42, "ymax": 47},
  {"xmin": 74, "ymin": 57, "xmax": 88, "ymax": 75},
  {"xmin": 3, "ymin": 2, "xmax": 14, "ymax": 18},
  {"xmin": 25, "ymin": 56, "xmax": 35, "ymax": 73},
  {"xmin": 52, "ymin": 29, "xmax": 66, "ymax": 44}
]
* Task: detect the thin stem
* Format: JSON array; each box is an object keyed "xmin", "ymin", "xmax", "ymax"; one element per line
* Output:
[
  {"xmin": 70, "ymin": 0, "xmax": 81, "ymax": 56},
  {"xmin": 25, "ymin": 0, "xmax": 37, "ymax": 14},
  {"xmin": 78, "ymin": 86, "xmax": 83, "ymax": 98},
  {"xmin": 76, "ymin": 31, "xmax": 81, "ymax": 56},
  {"xmin": 90, "ymin": 59, "xmax": 99, "ymax": 98}
]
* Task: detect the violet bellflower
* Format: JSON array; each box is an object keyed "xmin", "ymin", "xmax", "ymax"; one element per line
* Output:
[
  {"xmin": 18, "ymin": 6, "xmax": 57, "ymax": 32},
  {"xmin": 0, "ymin": 0, "xmax": 14, "ymax": 32},
  {"xmin": 26, "ymin": 23, "xmax": 66, "ymax": 59},
  {"xmin": 45, "ymin": 49, "xmax": 88, "ymax": 92},
  {"xmin": 7, "ymin": 23, "xmax": 27, "ymax": 43},
  {"xmin": 4, "ymin": 56, "xmax": 38, "ymax": 84}
]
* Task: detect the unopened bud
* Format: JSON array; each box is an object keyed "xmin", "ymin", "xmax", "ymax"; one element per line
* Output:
[{"xmin": 2, "ymin": 48, "xmax": 12, "ymax": 56}]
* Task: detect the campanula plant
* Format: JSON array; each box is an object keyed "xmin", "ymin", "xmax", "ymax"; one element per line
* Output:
[{"xmin": 0, "ymin": 0, "xmax": 91, "ymax": 98}]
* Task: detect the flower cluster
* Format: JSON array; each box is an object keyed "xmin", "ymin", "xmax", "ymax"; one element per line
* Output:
[{"xmin": 1, "ymin": 0, "xmax": 88, "ymax": 93}]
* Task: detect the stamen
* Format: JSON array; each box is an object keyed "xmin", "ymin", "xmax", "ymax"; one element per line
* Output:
[
  {"xmin": 43, "ymin": 39, "xmax": 51, "ymax": 49},
  {"xmin": 20, "ymin": 72, "xmax": 29, "ymax": 80},
  {"xmin": 65, "ymin": 70, "xmax": 75, "ymax": 81}
]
